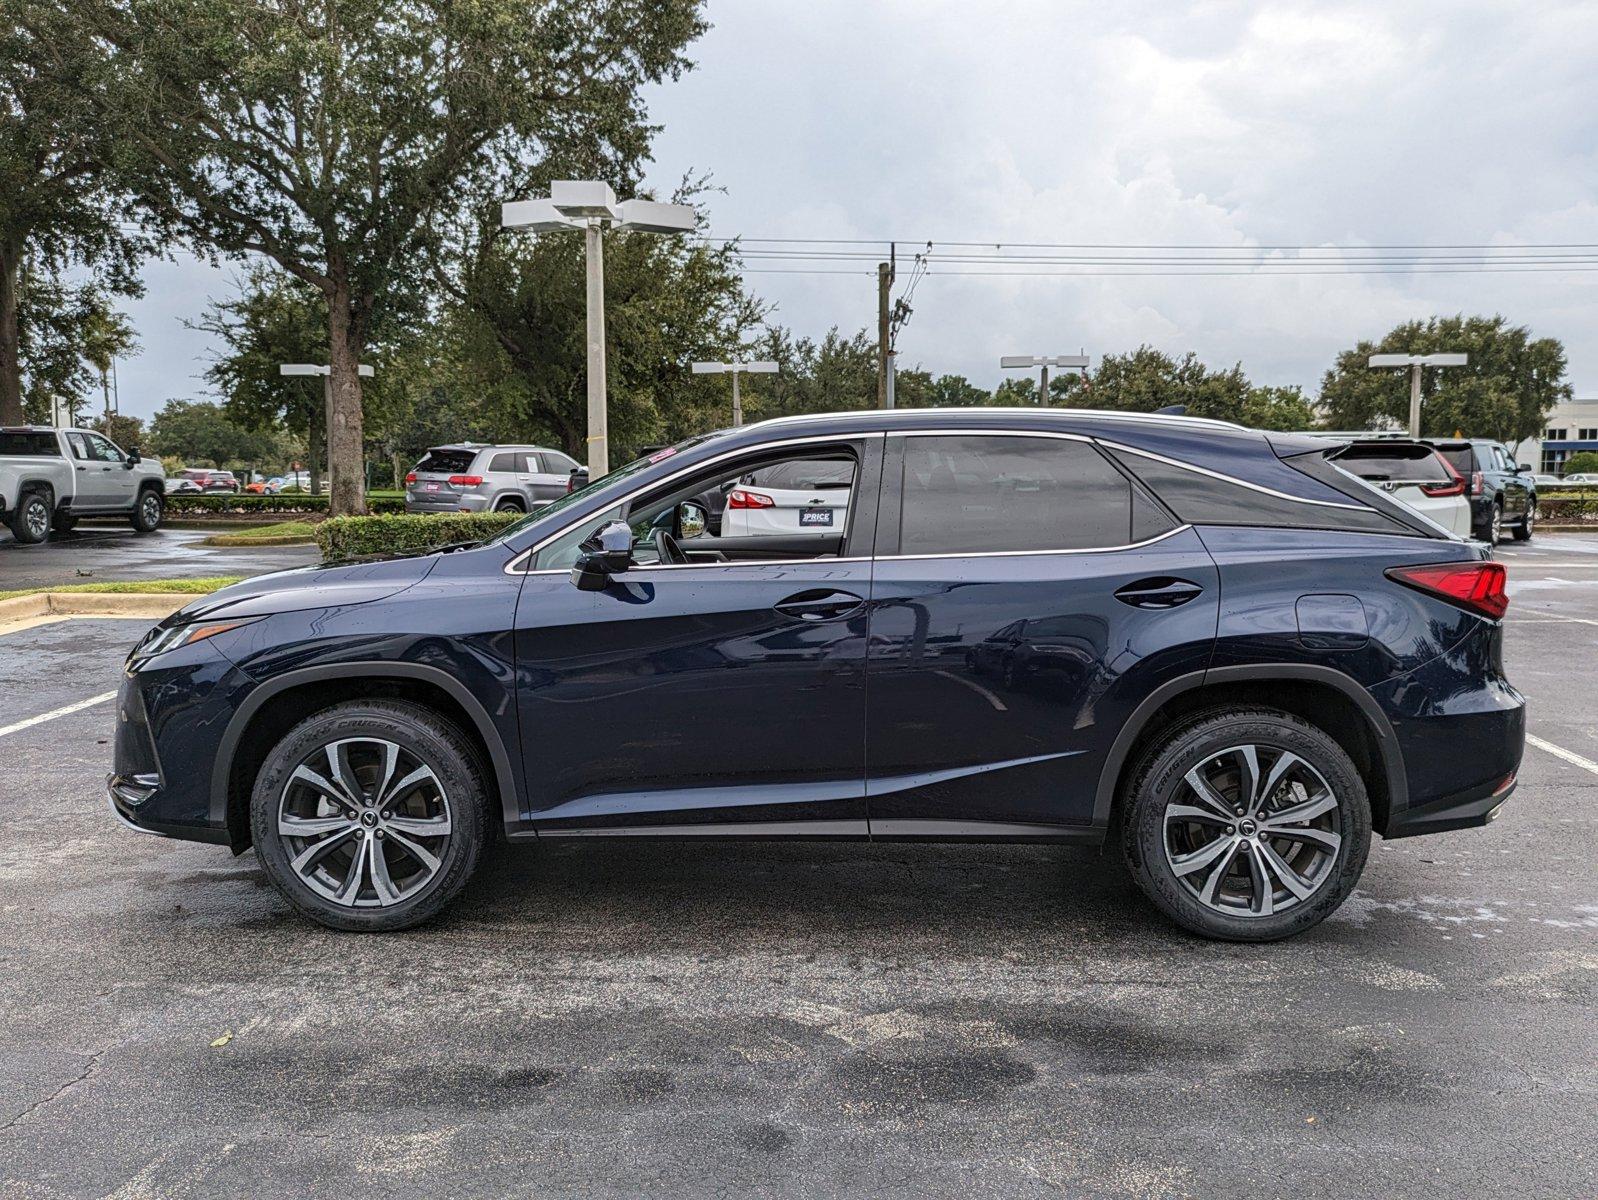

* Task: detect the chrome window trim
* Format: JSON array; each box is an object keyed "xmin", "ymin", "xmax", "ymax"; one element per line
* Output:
[
  {"xmin": 879, "ymin": 524, "xmax": 1191, "ymax": 563},
  {"xmin": 503, "ymin": 431, "xmax": 884, "ymax": 575},
  {"xmin": 1096, "ymin": 439, "xmax": 1369, "ymax": 511}
]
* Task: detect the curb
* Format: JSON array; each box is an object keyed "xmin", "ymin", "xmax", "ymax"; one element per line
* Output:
[{"xmin": 0, "ymin": 592, "xmax": 207, "ymax": 626}]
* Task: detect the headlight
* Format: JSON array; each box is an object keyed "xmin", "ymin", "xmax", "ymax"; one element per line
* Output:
[{"xmin": 128, "ymin": 617, "xmax": 261, "ymax": 666}]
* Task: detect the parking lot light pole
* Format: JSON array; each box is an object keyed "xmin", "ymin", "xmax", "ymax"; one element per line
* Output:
[
  {"xmin": 281, "ymin": 363, "xmax": 375, "ymax": 491},
  {"xmin": 1367, "ymin": 352, "xmax": 1468, "ymax": 438},
  {"xmin": 502, "ymin": 181, "xmax": 697, "ymax": 479},
  {"xmin": 690, "ymin": 360, "xmax": 780, "ymax": 426},
  {"xmin": 1000, "ymin": 354, "xmax": 1090, "ymax": 405}
]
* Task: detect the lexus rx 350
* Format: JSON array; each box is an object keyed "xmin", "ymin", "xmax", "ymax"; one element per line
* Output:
[{"xmin": 110, "ymin": 410, "xmax": 1525, "ymax": 941}]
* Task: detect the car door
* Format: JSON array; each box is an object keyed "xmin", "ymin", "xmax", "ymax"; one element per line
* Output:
[
  {"xmin": 863, "ymin": 432, "xmax": 1219, "ymax": 835},
  {"xmin": 1495, "ymin": 444, "xmax": 1530, "ymax": 520},
  {"xmin": 525, "ymin": 452, "xmax": 573, "ymax": 501},
  {"xmin": 510, "ymin": 435, "xmax": 883, "ymax": 835},
  {"xmin": 84, "ymin": 433, "xmax": 139, "ymax": 510},
  {"xmin": 62, "ymin": 432, "xmax": 111, "ymax": 507}
]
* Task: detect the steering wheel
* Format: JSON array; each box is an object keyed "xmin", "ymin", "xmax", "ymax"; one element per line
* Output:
[{"xmin": 652, "ymin": 528, "xmax": 689, "ymax": 565}]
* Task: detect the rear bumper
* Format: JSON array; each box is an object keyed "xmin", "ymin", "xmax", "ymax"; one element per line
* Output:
[
  {"xmin": 405, "ymin": 494, "xmax": 484, "ymax": 513},
  {"xmin": 1371, "ymin": 621, "xmax": 1526, "ymax": 839}
]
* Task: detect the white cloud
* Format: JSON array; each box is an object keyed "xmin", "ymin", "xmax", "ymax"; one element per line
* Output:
[{"xmin": 115, "ymin": 0, "xmax": 1598, "ymax": 418}]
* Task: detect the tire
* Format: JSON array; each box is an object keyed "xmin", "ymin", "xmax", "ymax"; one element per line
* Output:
[
  {"xmin": 1121, "ymin": 707, "xmax": 1371, "ymax": 942},
  {"xmin": 131, "ymin": 487, "xmax": 163, "ymax": 533},
  {"xmin": 1513, "ymin": 503, "xmax": 1534, "ymax": 541},
  {"xmin": 8, "ymin": 489, "xmax": 52, "ymax": 544},
  {"xmin": 250, "ymin": 700, "xmax": 488, "ymax": 932},
  {"xmin": 494, "ymin": 498, "xmax": 525, "ymax": 513},
  {"xmin": 1486, "ymin": 501, "xmax": 1503, "ymax": 544}
]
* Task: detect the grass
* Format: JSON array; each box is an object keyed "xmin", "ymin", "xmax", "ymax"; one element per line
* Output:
[
  {"xmin": 200, "ymin": 520, "xmax": 319, "ymax": 546},
  {"xmin": 0, "ymin": 577, "xmax": 243, "ymax": 601}
]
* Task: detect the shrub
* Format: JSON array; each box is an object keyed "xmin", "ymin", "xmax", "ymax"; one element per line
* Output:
[
  {"xmin": 1560, "ymin": 451, "xmax": 1598, "ymax": 477},
  {"xmin": 317, "ymin": 512, "xmax": 523, "ymax": 561},
  {"xmin": 166, "ymin": 493, "xmax": 406, "ymax": 516},
  {"xmin": 1538, "ymin": 492, "xmax": 1598, "ymax": 523}
]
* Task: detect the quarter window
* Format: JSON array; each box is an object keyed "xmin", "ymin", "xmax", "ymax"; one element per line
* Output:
[{"xmin": 897, "ymin": 435, "xmax": 1157, "ymax": 555}]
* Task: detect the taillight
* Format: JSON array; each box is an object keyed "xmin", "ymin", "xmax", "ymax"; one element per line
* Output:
[
  {"xmin": 447, "ymin": 475, "xmax": 484, "ymax": 487},
  {"xmin": 1386, "ymin": 561, "xmax": 1508, "ymax": 620},
  {"xmin": 405, "ymin": 472, "xmax": 417, "ymax": 484},
  {"xmin": 1469, "ymin": 470, "xmax": 1483, "ymax": 496},
  {"xmin": 1420, "ymin": 453, "xmax": 1465, "ymax": 497},
  {"xmin": 727, "ymin": 489, "xmax": 775, "ymax": 509}
]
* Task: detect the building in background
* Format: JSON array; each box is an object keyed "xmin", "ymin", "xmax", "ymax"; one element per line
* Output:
[{"xmin": 1515, "ymin": 398, "xmax": 1598, "ymax": 475}]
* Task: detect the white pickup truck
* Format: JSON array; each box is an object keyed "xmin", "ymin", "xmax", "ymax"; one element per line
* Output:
[{"xmin": 1, "ymin": 426, "xmax": 167, "ymax": 543}]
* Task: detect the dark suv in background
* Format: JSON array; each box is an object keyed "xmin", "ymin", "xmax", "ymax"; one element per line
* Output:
[
  {"xmin": 111, "ymin": 409, "xmax": 1524, "ymax": 942},
  {"xmin": 1431, "ymin": 438, "xmax": 1535, "ymax": 542}
]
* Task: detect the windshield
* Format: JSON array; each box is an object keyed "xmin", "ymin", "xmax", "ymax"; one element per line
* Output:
[{"xmin": 476, "ymin": 432, "xmax": 726, "ymax": 549}]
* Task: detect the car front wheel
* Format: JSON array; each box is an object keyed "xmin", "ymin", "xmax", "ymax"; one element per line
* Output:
[
  {"xmin": 131, "ymin": 488, "xmax": 163, "ymax": 533},
  {"xmin": 1513, "ymin": 503, "xmax": 1534, "ymax": 541},
  {"xmin": 1122, "ymin": 708, "xmax": 1371, "ymax": 941},
  {"xmin": 250, "ymin": 700, "xmax": 487, "ymax": 931}
]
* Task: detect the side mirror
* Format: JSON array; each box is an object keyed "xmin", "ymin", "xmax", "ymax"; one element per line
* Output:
[
  {"xmin": 678, "ymin": 500, "xmax": 708, "ymax": 539},
  {"xmin": 1515, "ymin": 463, "xmax": 1531, "ymax": 473},
  {"xmin": 570, "ymin": 520, "xmax": 634, "ymax": 591},
  {"xmin": 126, "ymin": 446, "xmax": 140, "ymax": 465}
]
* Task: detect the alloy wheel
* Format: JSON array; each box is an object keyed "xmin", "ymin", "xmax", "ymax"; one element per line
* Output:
[
  {"xmin": 276, "ymin": 737, "xmax": 453, "ymax": 908},
  {"xmin": 1490, "ymin": 505, "xmax": 1503, "ymax": 543},
  {"xmin": 24, "ymin": 499, "xmax": 48, "ymax": 540},
  {"xmin": 141, "ymin": 493, "xmax": 161, "ymax": 526},
  {"xmin": 1163, "ymin": 744, "xmax": 1343, "ymax": 918}
]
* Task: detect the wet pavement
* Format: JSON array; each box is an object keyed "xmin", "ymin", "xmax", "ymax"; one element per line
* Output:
[
  {"xmin": 0, "ymin": 522, "xmax": 318, "ymax": 589},
  {"xmin": 0, "ymin": 542, "xmax": 1593, "ymax": 1198}
]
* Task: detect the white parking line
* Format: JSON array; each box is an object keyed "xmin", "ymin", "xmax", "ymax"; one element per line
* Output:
[
  {"xmin": 0, "ymin": 691, "xmax": 118, "ymax": 739},
  {"xmin": 1510, "ymin": 611, "xmax": 1598, "ymax": 628},
  {"xmin": 1526, "ymin": 733, "xmax": 1598, "ymax": 778}
]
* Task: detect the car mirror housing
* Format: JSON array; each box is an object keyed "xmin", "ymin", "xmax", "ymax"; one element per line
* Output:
[
  {"xmin": 678, "ymin": 501, "xmax": 708, "ymax": 539},
  {"xmin": 570, "ymin": 520, "xmax": 634, "ymax": 591},
  {"xmin": 1515, "ymin": 463, "xmax": 1531, "ymax": 473},
  {"xmin": 126, "ymin": 446, "xmax": 140, "ymax": 465}
]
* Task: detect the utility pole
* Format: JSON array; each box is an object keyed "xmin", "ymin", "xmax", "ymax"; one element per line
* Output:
[
  {"xmin": 877, "ymin": 243, "xmax": 896, "ymax": 408},
  {"xmin": 1367, "ymin": 353, "xmax": 1468, "ymax": 437}
]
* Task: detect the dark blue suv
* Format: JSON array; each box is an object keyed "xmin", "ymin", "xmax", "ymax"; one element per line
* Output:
[{"xmin": 109, "ymin": 410, "xmax": 1525, "ymax": 940}]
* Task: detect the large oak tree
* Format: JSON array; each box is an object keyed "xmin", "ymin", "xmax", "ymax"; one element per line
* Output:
[{"xmin": 51, "ymin": 0, "xmax": 704, "ymax": 512}]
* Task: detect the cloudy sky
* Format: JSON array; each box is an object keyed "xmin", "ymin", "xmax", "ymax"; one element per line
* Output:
[{"xmin": 114, "ymin": 0, "xmax": 1598, "ymax": 420}]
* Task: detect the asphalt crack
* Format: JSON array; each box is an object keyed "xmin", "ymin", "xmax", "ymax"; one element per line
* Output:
[{"xmin": 0, "ymin": 1047, "xmax": 106, "ymax": 1131}]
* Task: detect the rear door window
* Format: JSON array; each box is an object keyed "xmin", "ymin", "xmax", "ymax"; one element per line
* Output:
[
  {"xmin": 0, "ymin": 432, "xmax": 61, "ymax": 456},
  {"xmin": 896, "ymin": 435, "xmax": 1156, "ymax": 555},
  {"xmin": 489, "ymin": 453, "xmax": 519, "ymax": 473}
]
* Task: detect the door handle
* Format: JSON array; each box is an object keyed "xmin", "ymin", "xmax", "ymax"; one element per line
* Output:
[
  {"xmin": 774, "ymin": 589, "xmax": 864, "ymax": 621},
  {"xmin": 76, "ymin": 465, "xmax": 87, "ymax": 471},
  {"xmin": 1114, "ymin": 577, "xmax": 1205, "ymax": 609}
]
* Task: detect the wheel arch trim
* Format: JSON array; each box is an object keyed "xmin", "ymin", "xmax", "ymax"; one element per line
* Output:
[
  {"xmin": 1092, "ymin": 663, "xmax": 1408, "ymax": 828},
  {"xmin": 209, "ymin": 662, "xmax": 522, "ymax": 840}
]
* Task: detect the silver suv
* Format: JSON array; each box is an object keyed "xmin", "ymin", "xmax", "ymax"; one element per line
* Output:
[{"xmin": 404, "ymin": 444, "xmax": 581, "ymax": 514}]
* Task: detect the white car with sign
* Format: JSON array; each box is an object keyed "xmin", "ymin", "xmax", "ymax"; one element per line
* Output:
[
  {"xmin": 719, "ymin": 457, "xmax": 854, "ymax": 537},
  {"xmin": 1328, "ymin": 440, "xmax": 1472, "ymax": 538}
]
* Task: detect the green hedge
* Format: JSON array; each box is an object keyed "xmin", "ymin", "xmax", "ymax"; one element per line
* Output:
[
  {"xmin": 317, "ymin": 512, "xmax": 523, "ymax": 561},
  {"xmin": 166, "ymin": 493, "xmax": 406, "ymax": 515},
  {"xmin": 1539, "ymin": 492, "xmax": 1598, "ymax": 522}
]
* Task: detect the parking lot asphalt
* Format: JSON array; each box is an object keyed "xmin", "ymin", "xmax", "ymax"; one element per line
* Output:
[
  {"xmin": 0, "ymin": 523, "xmax": 318, "ymax": 590},
  {"xmin": 1, "ymin": 541, "xmax": 1594, "ymax": 1198}
]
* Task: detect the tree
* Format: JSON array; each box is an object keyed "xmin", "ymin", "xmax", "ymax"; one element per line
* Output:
[
  {"xmin": 1318, "ymin": 315, "xmax": 1570, "ymax": 443},
  {"xmin": 194, "ymin": 267, "xmax": 332, "ymax": 490},
  {"xmin": 0, "ymin": 3, "xmax": 150, "ymax": 424},
  {"xmin": 79, "ymin": 302, "xmax": 138, "ymax": 423},
  {"xmin": 150, "ymin": 398, "xmax": 275, "ymax": 468},
  {"xmin": 754, "ymin": 327, "xmax": 878, "ymax": 420},
  {"xmin": 1561, "ymin": 451, "xmax": 1598, "ymax": 477},
  {"xmin": 89, "ymin": 411, "xmax": 144, "ymax": 453},
  {"xmin": 59, "ymin": 0, "xmax": 706, "ymax": 512}
]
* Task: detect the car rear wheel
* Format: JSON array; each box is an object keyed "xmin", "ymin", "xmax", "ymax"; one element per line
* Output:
[
  {"xmin": 1121, "ymin": 707, "xmax": 1371, "ymax": 941},
  {"xmin": 250, "ymin": 700, "xmax": 487, "ymax": 931},
  {"xmin": 9, "ymin": 489, "xmax": 52, "ymax": 544},
  {"xmin": 494, "ymin": 497, "xmax": 525, "ymax": 513}
]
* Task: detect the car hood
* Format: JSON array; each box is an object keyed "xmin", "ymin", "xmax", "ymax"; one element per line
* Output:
[{"xmin": 172, "ymin": 554, "xmax": 440, "ymax": 623}]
